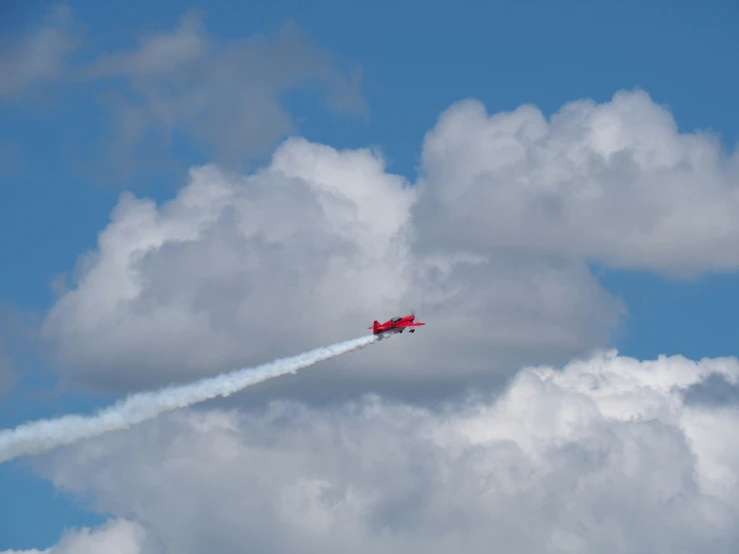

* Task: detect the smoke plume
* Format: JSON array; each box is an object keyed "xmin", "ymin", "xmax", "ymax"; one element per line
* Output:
[{"xmin": 0, "ymin": 334, "xmax": 382, "ymax": 464}]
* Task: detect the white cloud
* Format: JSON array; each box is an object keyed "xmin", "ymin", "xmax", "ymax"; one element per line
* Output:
[
  {"xmin": 414, "ymin": 89, "xmax": 739, "ymax": 277},
  {"xmin": 84, "ymin": 11, "xmax": 367, "ymax": 169},
  {"xmin": 0, "ymin": 3, "xmax": 82, "ymax": 99},
  {"xmin": 30, "ymin": 351, "xmax": 739, "ymax": 553},
  {"xmin": 41, "ymin": 89, "xmax": 739, "ymax": 393},
  {"xmin": 0, "ymin": 519, "xmax": 149, "ymax": 554},
  {"xmin": 41, "ymin": 135, "xmax": 621, "ymax": 393}
]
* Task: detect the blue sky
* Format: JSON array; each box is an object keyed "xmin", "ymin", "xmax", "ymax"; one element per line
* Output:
[{"xmin": 1, "ymin": 0, "xmax": 738, "ymax": 550}]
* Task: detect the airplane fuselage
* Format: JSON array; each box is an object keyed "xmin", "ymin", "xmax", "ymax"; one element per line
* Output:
[{"xmin": 369, "ymin": 314, "xmax": 425, "ymax": 335}]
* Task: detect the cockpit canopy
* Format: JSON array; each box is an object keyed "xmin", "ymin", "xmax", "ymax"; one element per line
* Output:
[{"xmin": 390, "ymin": 316, "xmax": 402, "ymax": 323}]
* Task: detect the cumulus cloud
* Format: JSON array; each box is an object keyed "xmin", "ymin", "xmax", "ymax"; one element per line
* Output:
[
  {"xmin": 28, "ymin": 351, "xmax": 739, "ymax": 553},
  {"xmin": 41, "ymin": 139, "xmax": 414, "ymax": 388},
  {"xmin": 414, "ymin": 89, "xmax": 739, "ymax": 277},
  {"xmin": 42, "ymin": 89, "xmax": 739, "ymax": 394},
  {"xmin": 0, "ymin": 519, "xmax": 149, "ymax": 554},
  {"xmin": 0, "ymin": 3, "xmax": 82, "ymax": 99},
  {"xmin": 41, "ymin": 135, "xmax": 621, "ymax": 393},
  {"xmin": 84, "ymin": 10, "xmax": 366, "ymax": 170}
]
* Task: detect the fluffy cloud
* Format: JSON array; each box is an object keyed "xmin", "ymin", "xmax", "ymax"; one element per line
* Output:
[
  {"xmin": 42, "ymin": 139, "xmax": 414, "ymax": 389},
  {"xmin": 29, "ymin": 351, "xmax": 739, "ymax": 553},
  {"xmin": 42, "ymin": 89, "xmax": 739, "ymax": 393},
  {"xmin": 0, "ymin": 3, "xmax": 82, "ymax": 99},
  {"xmin": 0, "ymin": 519, "xmax": 149, "ymax": 554},
  {"xmin": 83, "ymin": 10, "xmax": 366, "ymax": 169},
  {"xmin": 415, "ymin": 90, "xmax": 739, "ymax": 277},
  {"xmin": 42, "ymin": 135, "xmax": 620, "ymax": 393}
]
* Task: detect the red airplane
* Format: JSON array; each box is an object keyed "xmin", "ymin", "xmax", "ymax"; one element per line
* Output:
[{"xmin": 369, "ymin": 314, "xmax": 425, "ymax": 335}]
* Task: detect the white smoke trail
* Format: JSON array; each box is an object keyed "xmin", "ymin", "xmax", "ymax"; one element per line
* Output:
[{"xmin": 0, "ymin": 334, "xmax": 384, "ymax": 464}]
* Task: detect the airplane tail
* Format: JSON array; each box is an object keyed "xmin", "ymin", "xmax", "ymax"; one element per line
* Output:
[{"xmin": 370, "ymin": 320, "xmax": 380, "ymax": 333}]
